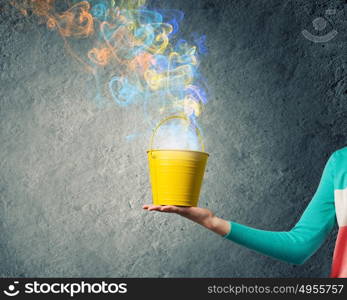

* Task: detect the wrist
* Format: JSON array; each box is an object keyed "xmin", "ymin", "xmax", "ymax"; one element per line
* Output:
[{"xmin": 205, "ymin": 216, "xmax": 230, "ymax": 236}]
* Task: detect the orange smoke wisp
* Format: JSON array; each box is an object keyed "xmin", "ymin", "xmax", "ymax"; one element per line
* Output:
[
  {"xmin": 129, "ymin": 52, "xmax": 154, "ymax": 74},
  {"xmin": 88, "ymin": 46, "xmax": 112, "ymax": 66},
  {"xmin": 51, "ymin": 1, "xmax": 94, "ymax": 38},
  {"xmin": 11, "ymin": 1, "xmax": 94, "ymax": 38},
  {"xmin": 101, "ymin": 21, "xmax": 137, "ymax": 65}
]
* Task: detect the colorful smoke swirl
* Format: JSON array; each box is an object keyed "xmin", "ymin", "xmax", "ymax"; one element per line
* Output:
[{"xmin": 12, "ymin": 0, "xmax": 209, "ymax": 151}]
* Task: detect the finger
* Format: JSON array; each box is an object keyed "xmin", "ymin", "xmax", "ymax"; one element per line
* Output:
[
  {"xmin": 142, "ymin": 204, "xmax": 159, "ymax": 210},
  {"xmin": 143, "ymin": 205, "xmax": 179, "ymax": 213},
  {"xmin": 143, "ymin": 204, "xmax": 190, "ymax": 214},
  {"xmin": 147, "ymin": 205, "xmax": 164, "ymax": 211},
  {"xmin": 160, "ymin": 206, "xmax": 182, "ymax": 213}
]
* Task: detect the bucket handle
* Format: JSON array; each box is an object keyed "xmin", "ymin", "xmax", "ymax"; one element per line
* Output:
[{"xmin": 149, "ymin": 114, "xmax": 205, "ymax": 152}]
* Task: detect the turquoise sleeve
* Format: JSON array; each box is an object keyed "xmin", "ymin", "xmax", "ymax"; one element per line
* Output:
[{"xmin": 224, "ymin": 153, "xmax": 337, "ymax": 264}]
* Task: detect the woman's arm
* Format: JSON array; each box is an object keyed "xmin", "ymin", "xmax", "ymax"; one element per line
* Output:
[
  {"xmin": 143, "ymin": 152, "xmax": 337, "ymax": 265},
  {"xmin": 224, "ymin": 152, "xmax": 336, "ymax": 264}
]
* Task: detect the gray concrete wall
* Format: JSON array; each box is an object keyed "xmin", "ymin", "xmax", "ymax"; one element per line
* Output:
[{"xmin": 0, "ymin": 0, "xmax": 346, "ymax": 277}]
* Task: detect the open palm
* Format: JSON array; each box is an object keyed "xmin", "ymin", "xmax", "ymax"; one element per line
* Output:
[
  {"xmin": 143, "ymin": 204, "xmax": 213, "ymax": 220},
  {"xmin": 142, "ymin": 204, "xmax": 230, "ymax": 236}
]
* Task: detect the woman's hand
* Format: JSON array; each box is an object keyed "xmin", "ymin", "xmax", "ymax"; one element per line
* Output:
[{"xmin": 143, "ymin": 204, "xmax": 231, "ymax": 236}]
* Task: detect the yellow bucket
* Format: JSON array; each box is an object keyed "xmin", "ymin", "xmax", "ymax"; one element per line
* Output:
[{"xmin": 147, "ymin": 115, "xmax": 209, "ymax": 207}]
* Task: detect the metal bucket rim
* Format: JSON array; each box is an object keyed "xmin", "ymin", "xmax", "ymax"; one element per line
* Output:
[{"xmin": 147, "ymin": 149, "xmax": 209, "ymax": 156}]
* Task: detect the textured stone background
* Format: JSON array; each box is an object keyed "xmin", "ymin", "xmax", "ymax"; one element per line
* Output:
[{"xmin": 0, "ymin": 0, "xmax": 346, "ymax": 277}]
